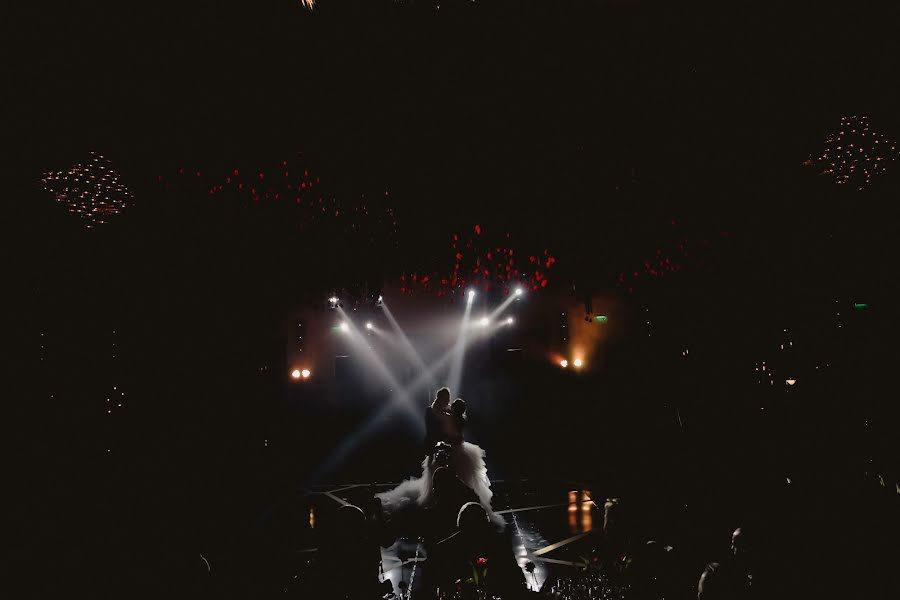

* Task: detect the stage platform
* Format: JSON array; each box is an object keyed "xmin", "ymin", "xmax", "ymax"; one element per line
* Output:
[{"xmin": 303, "ymin": 479, "xmax": 610, "ymax": 594}]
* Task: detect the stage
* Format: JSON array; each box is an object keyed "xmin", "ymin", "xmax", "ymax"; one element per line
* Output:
[{"xmin": 296, "ymin": 479, "xmax": 677, "ymax": 596}]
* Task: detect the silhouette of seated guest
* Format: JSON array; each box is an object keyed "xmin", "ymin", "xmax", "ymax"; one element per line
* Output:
[
  {"xmin": 698, "ymin": 560, "xmax": 749, "ymax": 600},
  {"xmin": 728, "ymin": 526, "xmax": 758, "ymax": 597},
  {"xmin": 422, "ymin": 502, "xmax": 527, "ymax": 599},
  {"xmin": 359, "ymin": 489, "xmax": 397, "ymax": 550},
  {"xmin": 310, "ymin": 504, "xmax": 388, "ymax": 599},
  {"xmin": 422, "ymin": 466, "xmax": 480, "ymax": 545}
]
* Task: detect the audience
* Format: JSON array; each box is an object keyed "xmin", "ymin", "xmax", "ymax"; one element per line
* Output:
[
  {"xmin": 422, "ymin": 502, "xmax": 528, "ymax": 599},
  {"xmin": 422, "ymin": 466, "xmax": 481, "ymax": 544},
  {"xmin": 308, "ymin": 504, "xmax": 390, "ymax": 599},
  {"xmin": 697, "ymin": 562, "xmax": 735, "ymax": 600},
  {"xmin": 196, "ymin": 468, "xmax": 900, "ymax": 599}
]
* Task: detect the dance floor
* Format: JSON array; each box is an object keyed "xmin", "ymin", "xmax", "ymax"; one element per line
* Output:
[{"xmin": 304, "ymin": 480, "xmax": 605, "ymax": 594}]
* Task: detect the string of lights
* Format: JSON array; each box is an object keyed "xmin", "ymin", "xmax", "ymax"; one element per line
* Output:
[
  {"xmin": 398, "ymin": 224, "xmax": 556, "ymax": 298},
  {"xmin": 615, "ymin": 222, "xmax": 722, "ymax": 294},
  {"xmin": 806, "ymin": 115, "xmax": 897, "ymax": 190},
  {"xmin": 159, "ymin": 155, "xmax": 399, "ymax": 244},
  {"xmin": 40, "ymin": 152, "xmax": 133, "ymax": 228}
]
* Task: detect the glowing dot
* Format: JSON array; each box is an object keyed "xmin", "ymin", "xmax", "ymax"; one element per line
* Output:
[
  {"xmin": 301, "ymin": 369, "xmax": 311, "ymax": 379},
  {"xmin": 573, "ymin": 358, "xmax": 583, "ymax": 368},
  {"xmin": 479, "ymin": 317, "xmax": 490, "ymax": 327},
  {"xmin": 560, "ymin": 359, "xmax": 568, "ymax": 368},
  {"xmin": 291, "ymin": 369, "xmax": 301, "ymax": 379},
  {"xmin": 329, "ymin": 296, "xmax": 339, "ymax": 304},
  {"xmin": 506, "ymin": 317, "xmax": 514, "ymax": 325},
  {"xmin": 515, "ymin": 287, "xmax": 524, "ymax": 296},
  {"xmin": 468, "ymin": 290, "xmax": 476, "ymax": 300},
  {"xmin": 365, "ymin": 322, "xmax": 374, "ymax": 330},
  {"xmin": 339, "ymin": 322, "xmax": 350, "ymax": 332}
]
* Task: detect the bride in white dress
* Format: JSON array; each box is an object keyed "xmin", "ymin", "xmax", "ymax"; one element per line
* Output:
[{"xmin": 377, "ymin": 387, "xmax": 501, "ymax": 525}]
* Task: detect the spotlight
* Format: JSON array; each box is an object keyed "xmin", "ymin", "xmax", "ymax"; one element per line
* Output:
[
  {"xmin": 515, "ymin": 287, "xmax": 524, "ymax": 296},
  {"xmin": 365, "ymin": 322, "xmax": 374, "ymax": 330},
  {"xmin": 291, "ymin": 369, "xmax": 301, "ymax": 379},
  {"xmin": 339, "ymin": 322, "xmax": 350, "ymax": 332},
  {"xmin": 376, "ymin": 295, "xmax": 384, "ymax": 305},
  {"xmin": 506, "ymin": 317, "xmax": 514, "ymax": 325},
  {"xmin": 301, "ymin": 369, "xmax": 311, "ymax": 379},
  {"xmin": 560, "ymin": 359, "xmax": 568, "ymax": 368},
  {"xmin": 479, "ymin": 317, "xmax": 490, "ymax": 327},
  {"xmin": 468, "ymin": 290, "xmax": 476, "ymax": 300},
  {"xmin": 573, "ymin": 358, "xmax": 583, "ymax": 368}
]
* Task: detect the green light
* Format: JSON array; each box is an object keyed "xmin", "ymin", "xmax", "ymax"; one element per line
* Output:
[
  {"xmin": 853, "ymin": 303, "xmax": 868, "ymax": 310},
  {"xmin": 594, "ymin": 315, "xmax": 608, "ymax": 323}
]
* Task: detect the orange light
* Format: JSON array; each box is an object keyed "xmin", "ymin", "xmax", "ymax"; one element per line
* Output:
[
  {"xmin": 301, "ymin": 369, "xmax": 311, "ymax": 379},
  {"xmin": 560, "ymin": 359, "xmax": 569, "ymax": 368},
  {"xmin": 573, "ymin": 358, "xmax": 583, "ymax": 368},
  {"xmin": 291, "ymin": 369, "xmax": 301, "ymax": 379}
]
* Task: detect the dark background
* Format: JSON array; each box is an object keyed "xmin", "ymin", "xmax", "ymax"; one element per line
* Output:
[{"xmin": 8, "ymin": 1, "xmax": 899, "ymax": 598}]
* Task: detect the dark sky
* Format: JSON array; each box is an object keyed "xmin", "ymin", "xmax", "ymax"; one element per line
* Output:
[
  {"xmin": 9, "ymin": 1, "xmax": 900, "ymax": 304},
  {"xmin": 13, "ymin": 1, "xmax": 898, "ymax": 190}
]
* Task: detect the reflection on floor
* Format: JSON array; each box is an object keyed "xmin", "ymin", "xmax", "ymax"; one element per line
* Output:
[{"xmin": 306, "ymin": 480, "xmax": 605, "ymax": 594}]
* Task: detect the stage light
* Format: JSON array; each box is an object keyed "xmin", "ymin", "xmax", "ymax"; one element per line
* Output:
[
  {"xmin": 339, "ymin": 322, "xmax": 350, "ymax": 332},
  {"xmin": 515, "ymin": 287, "xmax": 524, "ymax": 296},
  {"xmin": 365, "ymin": 322, "xmax": 374, "ymax": 330},
  {"xmin": 560, "ymin": 359, "xmax": 568, "ymax": 368},
  {"xmin": 301, "ymin": 369, "xmax": 311, "ymax": 379},
  {"xmin": 573, "ymin": 358, "xmax": 583, "ymax": 368},
  {"xmin": 329, "ymin": 296, "xmax": 339, "ymax": 307},
  {"xmin": 479, "ymin": 317, "xmax": 490, "ymax": 327},
  {"xmin": 377, "ymin": 295, "xmax": 384, "ymax": 304},
  {"xmin": 506, "ymin": 317, "xmax": 514, "ymax": 325},
  {"xmin": 468, "ymin": 290, "xmax": 476, "ymax": 300},
  {"xmin": 291, "ymin": 369, "xmax": 301, "ymax": 379}
]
